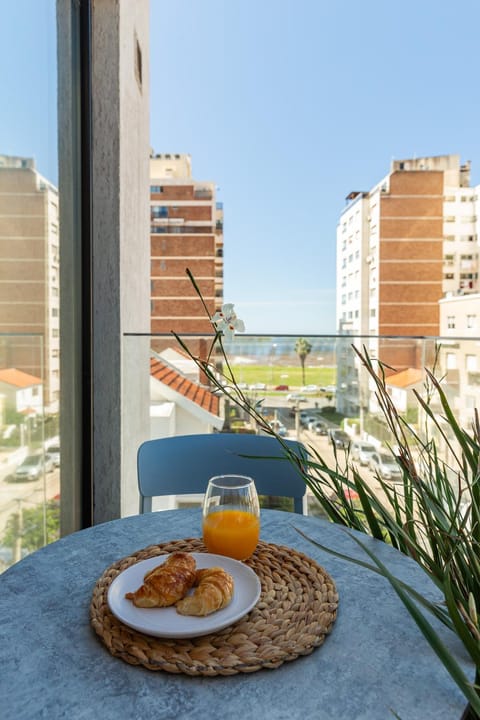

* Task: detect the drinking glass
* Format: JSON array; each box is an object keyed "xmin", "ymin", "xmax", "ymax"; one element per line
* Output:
[{"xmin": 202, "ymin": 475, "xmax": 260, "ymax": 561}]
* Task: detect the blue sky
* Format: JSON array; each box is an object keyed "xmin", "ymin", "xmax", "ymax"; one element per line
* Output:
[
  {"xmin": 0, "ymin": 2, "xmax": 57, "ymax": 182},
  {"xmin": 2, "ymin": 1, "xmax": 480, "ymax": 334},
  {"xmin": 150, "ymin": 0, "xmax": 480, "ymax": 333}
]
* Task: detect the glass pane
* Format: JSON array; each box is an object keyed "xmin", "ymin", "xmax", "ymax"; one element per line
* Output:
[
  {"xmin": 0, "ymin": 2, "xmax": 59, "ymax": 570},
  {"xmin": 124, "ymin": 330, "xmax": 473, "ymax": 515}
]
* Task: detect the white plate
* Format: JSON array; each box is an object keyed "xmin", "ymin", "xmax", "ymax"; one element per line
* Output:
[{"xmin": 107, "ymin": 552, "xmax": 262, "ymax": 639}]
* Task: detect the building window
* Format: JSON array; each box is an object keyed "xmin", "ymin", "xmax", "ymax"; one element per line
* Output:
[
  {"xmin": 150, "ymin": 185, "xmax": 163, "ymax": 193},
  {"xmin": 446, "ymin": 352, "xmax": 457, "ymax": 369},
  {"xmin": 447, "ymin": 316, "xmax": 456, "ymax": 329},
  {"xmin": 151, "ymin": 205, "xmax": 168, "ymax": 218},
  {"xmin": 467, "ymin": 314, "xmax": 477, "ymax": 329},
  {"xmin": 444, "ymin": 273, "xmax": 455, "ymax": 280},
  {"xmin": 466, "ymin": 355, "xmax": 477, "ymax": 372}
]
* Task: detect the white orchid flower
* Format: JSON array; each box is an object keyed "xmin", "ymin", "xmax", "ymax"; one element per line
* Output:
[{"xmin": 211, "ymin": 303, "xmax": 245, "ymax": 340}]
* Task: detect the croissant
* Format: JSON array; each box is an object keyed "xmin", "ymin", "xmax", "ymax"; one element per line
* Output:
[
  {"xmin": 125, "ymin": 552, "xmax": 196, "ymax": 608},
  {"xmin": 175, "ymin": 567, "xmax": 234, "ymax": 616}
]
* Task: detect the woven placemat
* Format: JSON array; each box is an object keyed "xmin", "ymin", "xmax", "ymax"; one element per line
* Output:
[{"xmin": 90, "ymin": 537, "xmax": 338, "ymax": 676}]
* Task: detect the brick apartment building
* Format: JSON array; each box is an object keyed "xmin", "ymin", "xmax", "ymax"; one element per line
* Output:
[
  {"xmin": 336, "ymin": 154, "xmax": 479, "ymax": 415},
  {"xmin": 0, "ymin": 155, "xmax": 59, "ymax": 413},
  {"xmin": 149, "ymin": 153, "xmax": 223, "ymax": 353}
]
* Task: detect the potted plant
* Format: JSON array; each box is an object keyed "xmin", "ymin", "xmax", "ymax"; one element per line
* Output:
[{"xmin": 174, "ymin": 270, "xmax": 479, "ymax": 718}]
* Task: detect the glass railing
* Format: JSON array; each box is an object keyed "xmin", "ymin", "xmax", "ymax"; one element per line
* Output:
[
  {"xmin": 122, "ymin": 332, "xmax": 478, "ymax": 515},
  {"xmin": 3, "ymin": 329, "xmax": 477, "ymax": 570},
  {"xmin": 0, "ymin": 333, "xmax": 60, "ymax": 572}
]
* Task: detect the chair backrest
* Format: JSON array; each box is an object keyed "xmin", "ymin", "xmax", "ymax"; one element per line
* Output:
[{"xmin": 137, "ymin": 433, "xmax": 308, "ymax": 514}]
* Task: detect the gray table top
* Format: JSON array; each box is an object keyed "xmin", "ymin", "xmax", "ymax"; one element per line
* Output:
[{"xmin": 0, "ymin": 508, "xmax": 472, "ymax": 720}]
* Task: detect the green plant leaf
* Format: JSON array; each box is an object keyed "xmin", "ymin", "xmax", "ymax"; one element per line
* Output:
[{"xmin": 345, "ymin": 532, "xmax": 480, "ymax": 713}]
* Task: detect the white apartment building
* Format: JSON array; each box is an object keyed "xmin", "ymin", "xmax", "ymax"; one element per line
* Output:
[
  {"xmin": 439, "ymin": 293, "xmax": 480, "ymax": 429},
  {"xmin": 336, "ymin": 154, "xmax": 478, "ymax": 417}
]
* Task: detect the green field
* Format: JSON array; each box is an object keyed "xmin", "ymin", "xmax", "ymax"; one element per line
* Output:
[{"xmin": 229, "ymin": 364, "xmax": 336, "ymax": 389}]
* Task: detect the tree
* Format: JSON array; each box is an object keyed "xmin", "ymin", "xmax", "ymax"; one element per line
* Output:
[
  {"xmin": 2, "ymin": 500, "xmax": 60, "ymax": 554},
  {"xmin": 295, "ymin": 337, "xmax": 312, "ymax": 386}
]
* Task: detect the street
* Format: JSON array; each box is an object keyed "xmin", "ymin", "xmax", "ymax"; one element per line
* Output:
[
  {"xmin": 0, "ymin": 465, "xmax": 60, "ymax": 536},
  {"xmin": 259, "ymin": 396, "xmax": 395, "ymax": 510}
]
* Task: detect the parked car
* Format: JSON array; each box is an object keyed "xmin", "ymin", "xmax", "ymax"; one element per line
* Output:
[
  {"xmin": 307, "ymin": 417, "xmax": 324, "ymax": 431},
  {"xmin": 287, "ymin": 393, "xmax": 307, "ymax": 403},
  {"xmin": 250, "ymin": 382, "xmax": 266, "ymax": 390},
  {"xmin": 301, "ymin": 384, "xmax": 318, "ymax": 393},
  {"xmin": 274, "ymin": 384, "xmax": 289, "ymax": 391},
  {"xmin": 269, "ymin": 420, "xmax": 288, "ymax": 437},
  {"xmin": 46, "ymin": 444, "xmax": 60, "ymax": 467},
  {"xmin": 351, "ymin": 441, "xmax": 376, "ymax": 466},
  {"xmin": 328, "ymin": 430, "xmax": 351, "ymax": 449},
  {"xmin": 312, "ymin": 421, "xmax": 328, "ymax": 435},
  {"xmin": 14, "ymin": 454, "xmax": 54, "ymax": 482},
  {"xmin": 369, "ymin": 452, "xmax": 402, "ymax": 481},
  {"xmin": 300, "ymin": 414, "xmax": 316, "ymax": 427}
]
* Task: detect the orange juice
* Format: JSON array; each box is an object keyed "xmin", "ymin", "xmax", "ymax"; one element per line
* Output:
[{"xmin": 202, "ymin": 509, "xmax": 260, "ymax": 560}]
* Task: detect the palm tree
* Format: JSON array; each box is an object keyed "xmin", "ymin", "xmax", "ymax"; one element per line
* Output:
[{"xmin": 294, "ymin": 337, "xmax": 312, "ymax": 386}]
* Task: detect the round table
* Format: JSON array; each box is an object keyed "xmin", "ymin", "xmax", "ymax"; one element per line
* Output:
[{"xmin": 0, "ymin": 509, "xmax": 472, "ymax": 719}]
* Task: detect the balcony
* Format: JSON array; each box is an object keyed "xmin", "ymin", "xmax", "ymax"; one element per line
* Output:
[
  {"xmin": 3, "ymin": 330, "xmax": 478, "ymax": 573},
  {"xmin": 193, "ymin": 188, "xmax": 213, "ymax": 200},
  {"xmin": 151, "ymin": 225, "xmax": 215, "ymax": 235}
]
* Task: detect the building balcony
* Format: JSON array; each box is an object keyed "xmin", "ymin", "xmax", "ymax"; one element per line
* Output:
[
  {"xmin": 193, "ymin": 189, "xmax": 213, "ymax": 200},
  {"xmin": 151, "ymin": 225, "xmax": 216, "ymax": 235}
]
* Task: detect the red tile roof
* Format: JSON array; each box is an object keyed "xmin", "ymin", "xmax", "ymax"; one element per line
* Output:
[
  {"xmin": 0, "ymin": 368, "xmax": 42, "ymax": 388},
  {"xmin": 386, "ymin": 368, "xmax": 423, "ymax": 389},
  {"xmin": 150, "ymin": 357, "xmax": 220, "ymax": 416}
]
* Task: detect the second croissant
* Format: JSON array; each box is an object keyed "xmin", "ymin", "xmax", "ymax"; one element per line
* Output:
[{"xmin": 176, "ymin": 567, "xmax": 234, "ymax": 616}]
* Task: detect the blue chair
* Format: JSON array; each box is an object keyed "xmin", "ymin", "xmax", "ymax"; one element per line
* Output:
[{"xmin": 137, "ymin": 433, "xmax": 308, "ymax": 514}]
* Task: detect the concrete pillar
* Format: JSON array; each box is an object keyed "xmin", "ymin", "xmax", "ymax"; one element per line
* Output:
[{"xmin": 90, "ymin": 0, "xmax": 150, "ymax": 522}]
